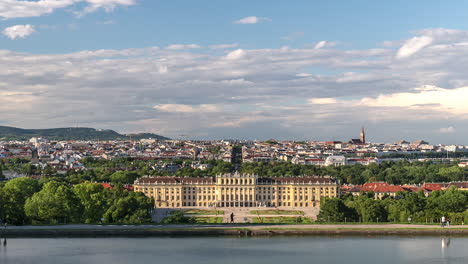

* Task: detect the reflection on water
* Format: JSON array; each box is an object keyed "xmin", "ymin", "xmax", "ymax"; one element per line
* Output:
[
  {"xmin": 0, "ymin": 236, "xmax": 467, "ymax": 264},
  {"xmin": 441, "ymin": 237, "xmax": 451, "ymax": 249}
]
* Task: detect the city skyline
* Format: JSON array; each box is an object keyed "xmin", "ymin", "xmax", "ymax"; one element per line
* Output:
[{"xmin": 2, "ymin": 1, "xmax": 468, "ymax": 143}]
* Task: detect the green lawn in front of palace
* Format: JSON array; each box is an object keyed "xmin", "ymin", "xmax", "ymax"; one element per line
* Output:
[
  {"xmin": 184, "ymin": 209, "xmax": 225, "ymax": 215},
  {"xmin": 250, "ymin": 210, "xmax": 305, "ymax": 215},
  {"xmin": 192, "ymin": 217, "xmax": 224, "ymax": 224},
  {"xmin": 252, "ymin": 216, "xmax": 313, "ymax": 224}
]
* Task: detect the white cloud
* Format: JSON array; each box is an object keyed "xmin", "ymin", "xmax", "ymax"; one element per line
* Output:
[
  {"xmin": 2, "ymin": 27, "xmax": 468, "ymax": 142},
  {"xmin": 225, "ymin": 49, "xmax": 246, "ymax": 60},
  {"xmin": 314, "ymin": 41, "xmax": 327, "ymax": 49},
  {"xmin": 166, "ymin": 44, "xmax": 201, "ymax": 50},
  {"xmin": 439, "ymin": 126, "xmax": 455, "ymax": 133},
  {"xmin": 395, "ymin": 28, "xmax": 468, "ymax": 59},
  {"xmin": 220, "ymin": 78, "xmax": 253, "ymax": 86},
  {"xmin": 313, "ymin": 40, "xmax": 337, "ymax": 49},
  {"xmin": 295, "ymin": 73, "xmax": 312, "ymax": 77},
  {"xmin": 309, "ymin": 98, "xmax": 337, "ymax": 104},
  {"xmin": 209, "ymin": 43, "xmax": 239, "ymax": 49},
  {"xmin": 2, "ymin": 24, "xmax": 36, "ymax": 40},
  {"xmin": 81, "ymin": 0, "xmax": 136, "ymax": 13},
  {"xmin": 0, "ymin": 0, "xmax": 136, "ymax": 19},
  {"xmin": 396, "ymin": 36, "xmax": 433, "ymax": 58},
  {"xmin": 358, "ymin": 85, "xmax": 468, "ymax": 115},
  {"xmin": 154, "ymin": 104, "xmax": 219, "ymax": 113},
  {"xmin": 234, "ymin": 16, "xmax": 271, "ymax": 24}
]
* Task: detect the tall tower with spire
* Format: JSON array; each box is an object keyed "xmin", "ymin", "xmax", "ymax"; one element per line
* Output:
[{"xmin": 360, "ymin": 127, "xmax": 366, "ymax": 144}]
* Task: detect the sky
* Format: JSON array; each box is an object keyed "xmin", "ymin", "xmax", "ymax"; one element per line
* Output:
[{"xmin": 2, "ymin": 0, "xmax": 468, "ymax": 144}]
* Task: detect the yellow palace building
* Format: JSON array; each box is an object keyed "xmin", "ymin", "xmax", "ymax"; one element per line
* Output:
[{"xmin": 134, "ymin": 172, "xmax": 339, "ymax": 208}]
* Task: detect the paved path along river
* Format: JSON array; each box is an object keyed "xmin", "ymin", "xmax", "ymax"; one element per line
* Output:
[{"xmin": 4, "ymin": 223, "xmax": 468, "ymax": 230}]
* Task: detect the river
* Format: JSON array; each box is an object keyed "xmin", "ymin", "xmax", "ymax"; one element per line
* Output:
[{"xmin": 0, "ymin": 236, "xmax": 465, "ymax": 263}]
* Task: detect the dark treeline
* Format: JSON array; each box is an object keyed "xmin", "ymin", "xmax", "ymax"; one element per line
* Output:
[
  {"xmin": 376, "ymin": 151, "xmax": 468, "ymax": 159},
  {"xmin": 3, "ymin": 158, "xmax": 468, "ymax": 185},
  {"xmin": 241, "ymin": 161, "xmax": 468, "ymax": 185},
  {"xmin": 319, "ymin": 189, "xmax": 468, "ymax": 223},
  {"xmin": 75, "ymin": 158, "xmax": 468, "ymax": 185}
]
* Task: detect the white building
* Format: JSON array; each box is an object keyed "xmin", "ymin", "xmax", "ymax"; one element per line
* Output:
[{"xmin": 325, "ymin": 155, "xmax": 347, "ymax": 166}]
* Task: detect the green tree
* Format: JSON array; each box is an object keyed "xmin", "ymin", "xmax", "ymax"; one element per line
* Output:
[
  {"xmin": 103, "ymin": 192, "xmax": 153, "ymax": 224},
  {"xmin": 21, "ymin": 164, "xmax": 37, "ymax": 176},
  {"xmin": 387, "ymin": 192, "xmax": 426, "ymax": 222},
  {"xmin": 354, "ymin": 196, "xmax": 387, "ymax": 222},
  {"xmin": 2, "ymin": 177, "xmax": 40, "ymax": 225},
  {"xmin": 110, "ymin": 171, "xmax": 139, "ymax": 184},
  {"xmin": 42, "ymin": 164, "xmax": 57, "ymax": 176},
  {"xmin": 0, "ymin": 187, "xmax": 5, "ymax": 222},
  {"xmin": 318, "ymin": 198, "xmax": 357, "ymax": 222},
  {"xmin": 25, "ymin": 181, "xmax": 82, "ymax": 224},
  {"xmin": 427, "ymin": 187, "xmax": 468, "ymax": 214},
  {"xmin": 73, "ymin": 182, "xmax": 109, "ymax": 223}
]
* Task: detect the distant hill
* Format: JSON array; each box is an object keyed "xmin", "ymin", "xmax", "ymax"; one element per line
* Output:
[
  {"xmin": 0, "ymin": 126, "xmax": 169, "ymax": 141},
  {"xmin": 125, "ymin": 133, "xmax": 170, "ymax": 141}
]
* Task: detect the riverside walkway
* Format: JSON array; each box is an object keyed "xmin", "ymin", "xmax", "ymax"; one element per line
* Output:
[
  {"xmin": 4, "ymin": 224, "xmax": 468, "ymax": 230},
  {"xmin": 5, "ymin": 224, "xmax": 468, "ymax": 237}
]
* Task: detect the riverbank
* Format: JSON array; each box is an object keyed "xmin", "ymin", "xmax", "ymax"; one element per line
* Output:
[{"xmin": 4, "ymin": 224, "xmax": 468, "ymax": 237}]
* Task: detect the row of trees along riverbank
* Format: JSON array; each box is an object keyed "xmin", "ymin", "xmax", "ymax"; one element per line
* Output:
[
  {"xmin": 319, "ymin": 189, "xmax": 468, "ymax": 224},
  {"xmin": 0, "ymin": 177, "xmax": 154, "ymax": 225}
]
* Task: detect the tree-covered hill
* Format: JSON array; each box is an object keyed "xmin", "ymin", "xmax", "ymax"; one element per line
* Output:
[{"xmin": 0, "ymin": 126, "xmax": 169, "ymax": 141}]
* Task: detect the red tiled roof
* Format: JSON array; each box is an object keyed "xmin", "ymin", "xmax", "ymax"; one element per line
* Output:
[
  {"xmin": 363, "ymin": 182, "xmax": 389, "ymax": 188},
  {"xmin": 358, "ymin": 182, "xmax": 405, "ymax": 193},
  {"xmin": 422, "ymin": 183, "xmax": 443, "ymax": 191},
  {"xmin": 100, "ymin": 183, "xmax": 113, "ymax": 189}
]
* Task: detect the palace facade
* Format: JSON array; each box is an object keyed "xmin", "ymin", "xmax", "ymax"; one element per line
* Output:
[{"xmin": 134, "ymin": 173, "xmax": 339, "ymax": 208}]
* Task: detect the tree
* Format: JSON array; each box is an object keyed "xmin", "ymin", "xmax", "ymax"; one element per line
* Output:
[
  {"xmin": 0, "ymin": 187, "xmax": 5, "ymax": 222},
  {"xmin": 73, "ymin": 182, "xmax": 109, "ymax": 223},
  {"xmin": 21, "ymin": 164, "xmax": 36, "ymax": 176},
  {"xmin": 318, "ymin": 198, "xmax": 357, "ymax": 222},
  {"xmin": 353, "ymin": 196, "xmax": 387, "ymax": 222},
  {"xmin": 2, "ymin": 177, "xmax": 40, "ymax": 225},
  {"xmin": 103, "ymin": 192, "xmax": 153, "ymax": 224},
  {"xmin": 427, "ymin": 187, "xmax": 468, "ymax": 214},
  {"xmin": 110, "ymin": 171, "xmax": 139, "ymax": 184},
  {"xmin": 387, "ymin": 192, "xmax": 426, "ymax": 222},
  {"xmin": 25, "ymin": 181, "xmax": 82, "ymax": 224},
  {"xmin": 42, "ymin": 164, "xmax": 57, "ymax": 176}
]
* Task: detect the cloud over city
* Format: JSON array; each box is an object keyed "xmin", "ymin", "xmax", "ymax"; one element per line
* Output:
[
  {"xmin": 1, "ymin": 28, "xmax": 468, "ymax": 142},
  {"xmin": 0, "ymin": 0, "xmax": 137, "ymax": 19},
  {"xmin": 2, "ymin": 24, "xmax": 36, "ymax": 39},
  {"xmin": 234, "ymin": 16, "xmax": 271, "ymax": 24}
]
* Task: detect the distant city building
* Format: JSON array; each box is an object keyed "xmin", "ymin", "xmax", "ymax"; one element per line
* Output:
[
  {"xmin": 325, "ymin": 155, "xmax": 347, "ymax": 166},
  {"xmin": 134, "ymin": 173, "xmax": 339, "ymax": 208},
  {"xmin": 349, "ymin": 127, "xmax": 366, "ymax": 144}
]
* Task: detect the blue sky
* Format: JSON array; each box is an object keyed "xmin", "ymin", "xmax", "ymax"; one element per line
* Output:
[
  {"xmin": 2, "ymin": 0, "xmax": 468, "ymax": 144},
  {"xmin": 3, "ymin": 0, "xmax": 468, "ymax": 52}
]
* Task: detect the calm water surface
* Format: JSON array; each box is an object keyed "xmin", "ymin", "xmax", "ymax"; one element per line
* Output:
[{"xmin": 0, "ymin": 236, "xmax": 466, "ymax": 264}]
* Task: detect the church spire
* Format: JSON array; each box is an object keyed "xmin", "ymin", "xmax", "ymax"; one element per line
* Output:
[{"xmin": 360, "ymin": 126, "xmax": 365, "ymax": 144}]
